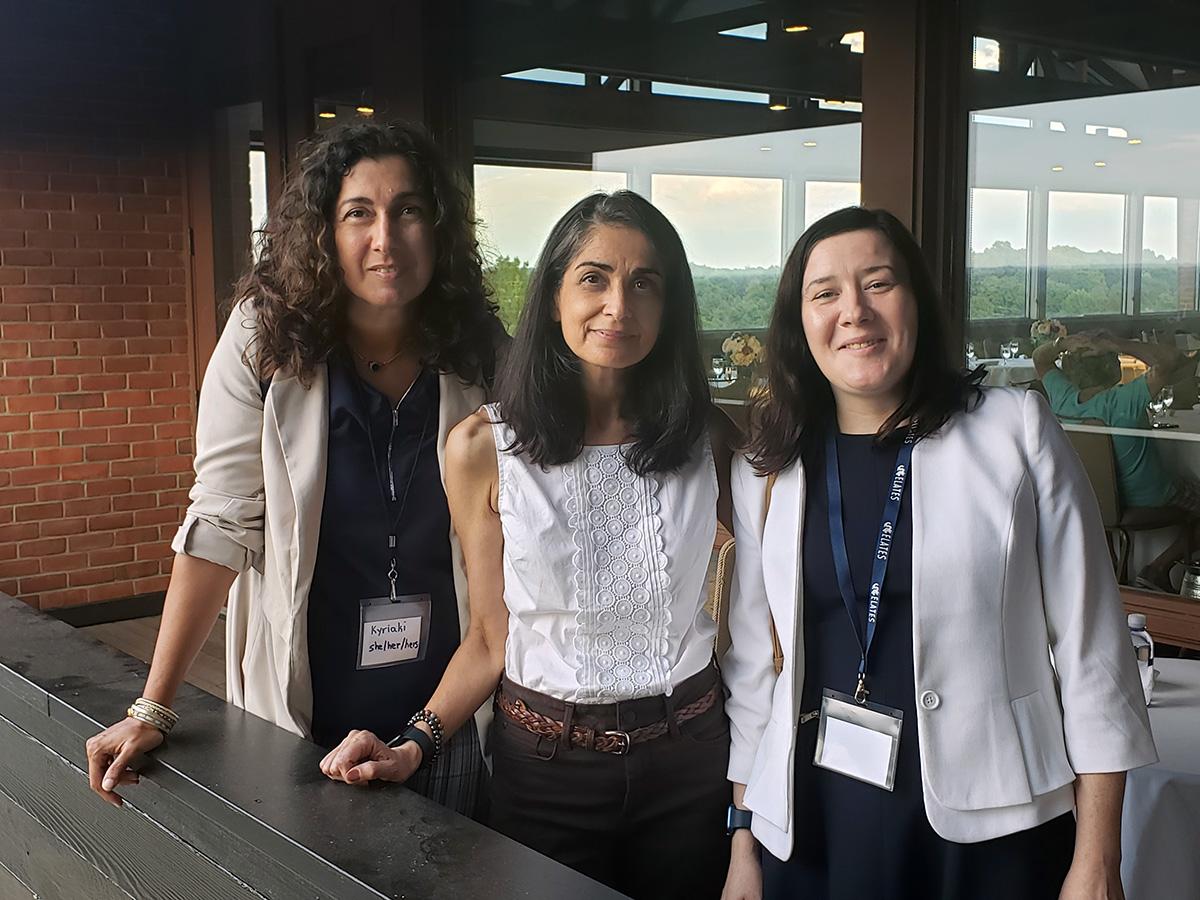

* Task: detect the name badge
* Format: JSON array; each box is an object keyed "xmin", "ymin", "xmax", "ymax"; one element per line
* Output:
[
  {"xmin": 813, "ymin": 688, "xmax": 903, "ymax": 791},
  {"xmin": 357, "ymin": 594, "xmax": 431, "ymax": 670}
]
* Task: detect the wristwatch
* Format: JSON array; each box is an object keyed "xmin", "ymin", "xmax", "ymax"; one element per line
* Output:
[
  {"xmin": 387, "ymin": 724, "xmax": 435, "ymax": 769},
  {"xmin": 726, "ymin": 804, "xmax": 753, "ymax": 836}
]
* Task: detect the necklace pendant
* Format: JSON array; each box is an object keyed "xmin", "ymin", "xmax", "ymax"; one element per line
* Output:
[{"xmin": 369, "ymin": 361, "xmax": 382, "ymax": 373}]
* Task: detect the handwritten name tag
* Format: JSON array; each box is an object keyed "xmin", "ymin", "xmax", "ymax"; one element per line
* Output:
[{"xmin": 357, "ymin": 594, "xmax": 432, "ymax": 670}]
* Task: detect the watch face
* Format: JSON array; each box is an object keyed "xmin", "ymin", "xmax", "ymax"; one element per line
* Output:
[{"xmin": 726, "ymin": 805, "xmax": 753, "ymax": 834}]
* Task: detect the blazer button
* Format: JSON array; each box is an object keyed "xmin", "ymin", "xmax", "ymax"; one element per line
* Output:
[{"xmin": 919, "ymin": 690, "xmax": 941, "ymax": 710}]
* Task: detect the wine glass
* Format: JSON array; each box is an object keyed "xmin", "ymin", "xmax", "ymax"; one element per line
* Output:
[
  {"xmin": 1160, "ymin": 384, "xmax": 1175, "ymax": 425},
  {"xmin": 1149, "ymin": 392, "xmax": 1166, "ymax": 428}
]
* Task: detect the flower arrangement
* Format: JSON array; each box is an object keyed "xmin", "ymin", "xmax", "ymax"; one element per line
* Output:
[
  {"xmin": 721, "ymin": 331, "xmax": 765, "ymax": 368},
  {"xmin": 1029, "ymin": 318, "xmax": 1067, "ymax": 347}
]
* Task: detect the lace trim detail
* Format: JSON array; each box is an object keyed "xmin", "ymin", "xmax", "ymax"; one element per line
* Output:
[{"xmin": 565, "ymin": 446, "xmax": 672, "ymax": 701}]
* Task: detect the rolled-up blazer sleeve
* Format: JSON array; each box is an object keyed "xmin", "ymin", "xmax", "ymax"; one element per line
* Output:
[
  {"xmin": 1023, "ymin": 390, "xmax": 1157, "ymax": 773},
  {"xmin": 724, "ymin": 455, "xmax": 780, "ymax": 784},
  {"xmin": 170, "ymin": 302, "xmax": 266, "ymax": 574}
]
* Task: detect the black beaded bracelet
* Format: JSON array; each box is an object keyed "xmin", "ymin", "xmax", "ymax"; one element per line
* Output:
[{"xmin": 405, "ymin": 709, "xmax": 444, "ymax": 763}]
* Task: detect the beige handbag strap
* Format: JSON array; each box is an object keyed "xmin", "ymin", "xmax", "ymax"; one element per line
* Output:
[{"xmin": 764, "ymin": 473, "xmax": 784, "ymax": 675}]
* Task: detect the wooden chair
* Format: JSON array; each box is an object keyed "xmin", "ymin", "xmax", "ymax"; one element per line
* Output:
[{"xmin": 1064, "ymin": 428, "xmax": 1190, "ymax": 583}]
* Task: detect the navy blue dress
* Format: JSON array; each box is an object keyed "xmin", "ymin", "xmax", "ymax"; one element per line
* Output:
[
  {"xmin": 307, "ymin": 352, "xmax": 461, "ymax": 749},
  {"xmin": 760, "ymin": 432, "xmax": 1075, "ymax": 900}
]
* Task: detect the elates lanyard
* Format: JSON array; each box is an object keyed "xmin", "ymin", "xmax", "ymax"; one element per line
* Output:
[{"xmin": 824, "ymin": 422, "xmax": 917, "ymax": 704}]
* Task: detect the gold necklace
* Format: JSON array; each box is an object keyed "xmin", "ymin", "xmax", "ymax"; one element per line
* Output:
[{"xmin": 351, "ymin": 347, "xmax": 405, "ymax": 374}]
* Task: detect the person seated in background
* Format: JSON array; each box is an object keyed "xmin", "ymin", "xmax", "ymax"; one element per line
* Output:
[{"xmin": 1033, "ymin": 332, "xmax": 1200, "ymax": 591}]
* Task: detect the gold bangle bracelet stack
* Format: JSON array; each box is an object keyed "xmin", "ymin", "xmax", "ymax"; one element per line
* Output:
[{"xmin": 126, "ymin": 697, "xmax": 179, "ymax": 735}]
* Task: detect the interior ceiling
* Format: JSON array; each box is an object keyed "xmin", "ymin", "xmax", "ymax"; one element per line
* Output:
[
  {"xmin": 464, "ymin": 0, "xmax": 866, "ymax": 96},
  {"xmin": 462, "ymin": 0, "xmax": 1200, "ymax": 163},
  {"xmin": 973, "ymin": 0, "xmax": 1200, "ymax": 71}
]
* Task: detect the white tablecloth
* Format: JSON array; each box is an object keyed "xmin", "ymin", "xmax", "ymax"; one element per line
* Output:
[
  {"xmin": 1121, "ymin": 658, "xmax": 1200, "ymax": 900},
  {"xmin": 980, "ymin": 358, "xmax": 1038, "ymax": 387}
]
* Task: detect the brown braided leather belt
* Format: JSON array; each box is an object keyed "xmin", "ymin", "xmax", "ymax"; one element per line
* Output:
[{"xmin": 496, "ymin": 684, "xmax": 719, "ymax": 755}]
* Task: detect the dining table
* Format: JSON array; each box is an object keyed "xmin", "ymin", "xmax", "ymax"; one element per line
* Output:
[
  {"xmin": 977, "ymin": 357, "xmax": 1039, "ymax": 388},
  {"xmin": 1120, "ymin": 657, "xmax": 1200, "ymax": 900}
]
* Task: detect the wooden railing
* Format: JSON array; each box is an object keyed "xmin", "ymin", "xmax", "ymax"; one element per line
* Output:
[{"xmin": 0, "ymin": 593, "xmax": 625, "ymax": 900}]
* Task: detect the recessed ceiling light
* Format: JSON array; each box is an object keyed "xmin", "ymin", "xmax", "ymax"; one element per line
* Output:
[
  {"xmin": 1094, "ymin": 161, "xmax": 1107, "ymax": 167},
  {"xmin": 1051, "ymin": 165, "xmax": 1064, "ymax": 171},
  {"xmin": 768, "ymin": 95, "xmax": 791, "ymax": 111},
  {"xmin": 783, "ymin": 23, "xmax": 811, "ymax": 32},
  {"xmin": 1128, "ymin": 138, "xmax": 1142, "ymax": 145},
  {"xmin": 759, "ymin": 146, "xmax": 772, "ymax": 152},
  {"xmin": 356, "ymin": 105, "xmax": 375, "ymax": 116},
  {"xmin": 803, "ymin": 141, "xmax": 817, "ymax": 147},
  {"xmin": 317, "ymin": 102, "xmax": 336, "ymax": 119}
]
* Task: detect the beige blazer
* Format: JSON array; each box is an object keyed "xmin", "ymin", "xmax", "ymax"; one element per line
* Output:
[
  {"xmin": 723, "ymin": 387, "xmax": 1157, "ymax": 859},
  {"xmin": 171, "ymin": 302, "xmax": 491, "ymax": 744}
]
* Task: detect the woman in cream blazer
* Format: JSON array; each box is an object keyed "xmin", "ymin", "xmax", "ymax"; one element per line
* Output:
[
  {"xmin": 720, "ymin": 208, "xmax": 1155, "ymax": 900},
  {"xmin": 85, "ymin": 121, "xmax": 503, "ymax": 815},
  {"xmin": 173, "ymin": 302, "xmax": 489, "ymax": 742}
]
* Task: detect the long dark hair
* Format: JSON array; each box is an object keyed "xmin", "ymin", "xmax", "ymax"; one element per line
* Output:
[
  {"xmin": 234, "ymin": 120, "xmax": 501, "ymax": 385},
  {"xmin": 748, "ymin": 206, "xmax": 982, "ymax": 475},
  {"xmin": 496, "ymin": 191, "xmax": 710, "ymax": 475}
]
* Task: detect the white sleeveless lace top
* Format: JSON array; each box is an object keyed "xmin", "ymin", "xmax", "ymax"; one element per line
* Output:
[{"xmin": 485, "ymin": 404, "xmax": 718, "ymax": 702}]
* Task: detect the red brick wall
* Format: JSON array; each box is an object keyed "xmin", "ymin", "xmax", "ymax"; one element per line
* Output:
[{"xmin": 0, "ymin": 3, "xmax": 194, "ymax": 609}]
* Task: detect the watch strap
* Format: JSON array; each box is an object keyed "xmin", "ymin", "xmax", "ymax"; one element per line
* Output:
[
  {"xmin": 388, "ymin": 724, "xmax": 435, "ymax": 769},
  {"xmin": 726, "ymin": 804, "xmax": 753, "ymax": 835}
]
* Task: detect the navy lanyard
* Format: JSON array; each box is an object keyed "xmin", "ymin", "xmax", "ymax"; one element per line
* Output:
[
  {"xmin": 363, "ymin": 371, "xmax": 433, "ymax": 600},
  {"xmin": 824, "ymin": 422, "xmax": 917, "ymax": 704}
]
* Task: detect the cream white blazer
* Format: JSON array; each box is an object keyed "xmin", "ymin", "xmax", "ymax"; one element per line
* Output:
[
  {"xmin": 171, "ymin": 302, "xmax": 491, "ymax": 744},
  {"xmin": 723, "ymin": 387, "xmax": 1157, "ymax": 860}
]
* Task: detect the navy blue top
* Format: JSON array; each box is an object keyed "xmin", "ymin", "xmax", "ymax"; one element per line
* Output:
[
  {"xmin": 762, "ymin": 432, "xmax": 1074, "ymax": 899},
  {"xmin": 307, "ymin": 351, "xmax": 460, "ymax": 749}
]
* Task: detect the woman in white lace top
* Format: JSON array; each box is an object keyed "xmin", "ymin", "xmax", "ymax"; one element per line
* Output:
[{"xmin": 321, "ymin": 191, "xmax": 736, "ymax": 900}]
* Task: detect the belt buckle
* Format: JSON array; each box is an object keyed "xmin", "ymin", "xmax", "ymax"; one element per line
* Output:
[{"xmin": 602, "ymin": 729, "xmax": 630, "ymax": 755}]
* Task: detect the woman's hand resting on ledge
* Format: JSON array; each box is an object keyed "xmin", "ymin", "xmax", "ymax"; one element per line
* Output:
[
  {"xmin": 85, "ymin": 717, "xmax": 164, "ymax": 807},
  {"xmin": 319, "ymin": 729, "xmax": 423, "ymax": 785}
]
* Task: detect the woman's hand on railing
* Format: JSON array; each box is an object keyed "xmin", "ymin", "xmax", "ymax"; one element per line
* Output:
[
  {"xmin": 320, "ymin": 729, "xmax": 422, "ymax": 785},
  {"xmin": 85, "ymin": 717, "xmax": 164, "ymax": 807}
]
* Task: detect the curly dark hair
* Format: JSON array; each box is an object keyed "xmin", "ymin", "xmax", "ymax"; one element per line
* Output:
[
  {"xmin": 232, "ymin": 120, "xmax": 502, "ymax": 385},
  {"xmin": 748, "ymin": 207, "xmax": 983, "ymax": 474},
  {"xmin": 496, "ymin": 191, "xmax": 710, "ymax": 475}
]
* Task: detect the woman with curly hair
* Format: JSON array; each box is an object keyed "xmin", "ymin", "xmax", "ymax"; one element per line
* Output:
[{"xmin": 84, "ymin": 121, "xmax": 504, "ymax": 817}]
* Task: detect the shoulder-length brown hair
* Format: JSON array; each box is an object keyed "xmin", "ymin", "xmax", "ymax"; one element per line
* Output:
[
  {"xmin": 233, "ymin": 120, "xmax": 501, "ymax": 385},
  {"xmin": 748, "ymin": 207, "xmax": 983, "ymax": 475},
  {"xmin": 495, "ymin": 191, "xmax": 710, "ymax": 475}
]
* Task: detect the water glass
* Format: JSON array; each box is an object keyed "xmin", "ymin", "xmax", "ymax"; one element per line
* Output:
[{"xmin": 1149, "ymin": 394, "xmax": 1165, "ymax": 427}]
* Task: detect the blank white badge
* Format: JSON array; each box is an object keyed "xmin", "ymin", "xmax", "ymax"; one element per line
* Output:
[{"xmin": 813, "ymin": 688, "xmax": 903, "ymax": 791}]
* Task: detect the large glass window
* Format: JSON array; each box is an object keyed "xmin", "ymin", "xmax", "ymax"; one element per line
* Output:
[
  {"xmin": 962, "ymin": 1, "xmax": 1200, "ymax": 598},
  {"xmin": 462, "ymin": 1, "xmax": 864, "ymax": 400},
  {"xmin": 804, "ymin": 181, "xmax": 862, "ymax": 229},
  {"xmin": 1142, "ymin": 196, "xmax": 1185, "ymax": 314},
  {"xmin": 651, "ymin": 173, "xmax": 783, "ymax": 330},
  {"xmin": 968, "ymin": 187, "xmax": 1030, "ymax": 319},
  {"xmin": 1045, "ymin": 190, "xmax": 1125, "ymax": 317}
]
